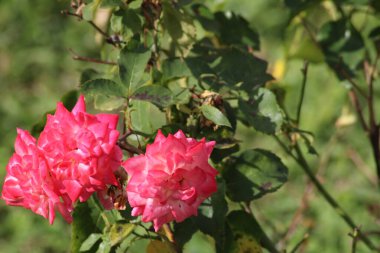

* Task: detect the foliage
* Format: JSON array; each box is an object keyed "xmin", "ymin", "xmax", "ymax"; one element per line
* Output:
[{"xmin": 1, "ymin": 0, "xmax": 380, "ymax": 253}]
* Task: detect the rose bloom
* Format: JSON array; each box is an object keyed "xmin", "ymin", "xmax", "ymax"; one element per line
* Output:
[
  {"xmin": 122, "ymin": 130, "xmax": 218, "ymax": 231},
  {"xmin": 38, "ymin": 95, "xmax": 123, "ymax": 205},
  {"xmin": 1, "ymin": 129, "xmax": 72, "ymax": 224}
]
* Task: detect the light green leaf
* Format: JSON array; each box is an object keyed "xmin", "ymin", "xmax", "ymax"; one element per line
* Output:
[
  {"xmin": 79, "ymin": 234, "xmax": 102, "ymax": 252},
  {"xmin": 201, "ymin": 105, "xmax": 232, "ymax": 128},
  {"xmin": 94, "ymin": 94, "xmax": 125, "ymax": 111},
  {"xmin": 108, "ymin": 222, "xmax": 135, "ymax": 246},
  {"xmin": 119, "ymin": 41, "xmax": 151, "ymax": 96},
  {"xmin": 129, "ymin": 100, "xmax": 166, "ymax": 134},
  {"xmin": 81, "ymin": 79, "xmax": 126, "ymax": 98}
]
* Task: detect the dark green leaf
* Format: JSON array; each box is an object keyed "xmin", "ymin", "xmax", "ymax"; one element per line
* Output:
[
  {"xmin": 223, "ymin": 149, "xmax": 288, "ymax": 202},
  {"xmin": 80, "ymin": 69, "xmax": 101, "ymax": 84},
  {"xmin": 162, "ymin": 2, "xmax": 183, "ymax": 40},
  {"xmin": 226, "ymin": 211, "xmax": 264, "ymax": 253},
  {"xmin": 201, "ymin": 105, "xmax": 232, "ymax": 128},
  {"xmin": 81, "ymin": 79, "xmax": 126, "ymax": 97},
  {"xmin": 238, "ymin": 88, "xmax": 284, "ymax": 134},
  {"xmin": 318, "ymin": 19, "xmax": 364, "ymax": 52},
  {"xmin": 213, "ymin": 49, "xmax": 273, "ymax": 91},
  {"xmin": 131, "ymin": 85, "xmax": 173, "ymax": 107},
  {"xmin": 79, "ymin": 234, "xmax": 102, "ymax": 252},
  {"xmin": 100, "ymin": 0, "xmax": 123, "ymax": 7},
  {"xmin": 119, "ymin": 41, "xmax": 151, "ymax": 95},
  {"xmin": 162, "ymin": 58, "xmax": 192, "ymax": 81},
  {"xmin": 71, "ymin": 202, "xmax": 101, "ymax": 253}
]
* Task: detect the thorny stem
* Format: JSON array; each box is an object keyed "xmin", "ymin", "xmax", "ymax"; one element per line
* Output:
[{"xmin": 242, "ymin": 202, "xmax": 281, "ymax": 253}]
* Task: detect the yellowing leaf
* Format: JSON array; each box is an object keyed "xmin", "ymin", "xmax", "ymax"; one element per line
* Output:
[{"xmin": 147, "ymin": 240, "xmax": 177, "ymax": 253}]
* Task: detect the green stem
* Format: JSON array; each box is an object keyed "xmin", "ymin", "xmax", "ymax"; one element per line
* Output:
[{"xmin": 296, "ymin": 61, "xmax": 309, "ymax": 125}]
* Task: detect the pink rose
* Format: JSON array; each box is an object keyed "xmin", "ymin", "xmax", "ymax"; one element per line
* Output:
[
  {"xmin": 122, "ymin": 130, "xmax": 218, "ymax": 231},
  {"xmin": 38, "ymin": 95, "xmax": 123, "ymax": 204},
  {"xmin": 1, "ymin": 129, "xmax": 72, "ymax": 224}
]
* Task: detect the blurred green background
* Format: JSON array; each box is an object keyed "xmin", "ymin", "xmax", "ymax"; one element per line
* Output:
[{"xmin": 0, "ymin": 0, "xmax": 379, "ymax": 252}]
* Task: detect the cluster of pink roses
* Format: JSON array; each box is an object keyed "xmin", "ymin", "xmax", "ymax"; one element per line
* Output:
[{"xmin": 1, "ymin": 95, "xmax": 217, "ymax": 231}]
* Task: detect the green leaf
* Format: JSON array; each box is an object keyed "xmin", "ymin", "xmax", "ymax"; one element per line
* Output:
[
  {"xmin": 201, "ymin": 105, "xmax": 232, "ymax": 128},
  {"xmin": 162, "ymin": 2, "xmax": 183, "ymax": 40},
  {"xmin": 129, "ymin": 100, "xmax": 166, "ymax": 134},
  {"xmin": 238, "ymin": 88, "xmax": 284, "ymax": 134},
  {"xmin": 71, "ymin": 202, "xmax": 101, "ymax": 253},
  {"xmin": 81, "ymin": 79, "xmax": 126, "ymax": 98},
  {"xmin": 119, "ymin": 41, "xmax": 151, "ymax": 96},
  {"xmin": 94, "ymin": 94, "xmax": 125, "ymax": 111},
  {"xmin": 82, "ymin": 1, "xmax": 100, "ymax": 21},
  {"xmin": 162, "ymin": 58, "xmax": 192, "ymax": 81},
  {"xmin": 226, "ymin": 211, "xmax": 263, "ymax": 253},
  {"xmin": 108, "ymin": 222, "xmax": 135, "ymax": 246},
  {"xmin": 131, "ymin": 85, "xmax": 173, "ymax": 107},
  {"xmin": 79, "ymin": 234, "xmax": 102, "ymax": 252},
  {"xmin": 96, "ymin": 241, "xmax": 111, "ymax": 253},
  {"xmin": 213, "ymin": 49, "xmax": 273, "ymax": 91},
  {"xmin": 111, "ymin": 9, "xmax": 142, "ymax": 36},
  {"xmin": 223, "ymin": 149, "xmax": 288, "ymax": 202},
  {"xmin": 162, "ymin": 2, "xmax": 196, "ymax": 56},
  {"xmin": 318, "ymin": 19, "xmax": 364, "ymax": 52},
  {"xmin": 100, "ymin": 0, "xmax": 123, "ymax": 7},
  {"xmin": 192, "ymin": 5, "xmax": 259, "ymax": 49},
  {"xmin": 80, "ymin": 69, "xmax": 101, "ymax": 84}
]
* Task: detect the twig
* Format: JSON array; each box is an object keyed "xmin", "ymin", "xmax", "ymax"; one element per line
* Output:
[
  {"xmin": 62, "ymin": 10, "xmax": 109, "ymax": 37},
  {"xmin": 364, "ymin": 53, "xmax": 380, "ymax": 185},
  {"xmin": 349, "ymin": 227, "xmax": 360, "ymax": 253},
  {"xmin": 347, "ymin": 148, "xmax": 377, "ymax": 187},
  {"xmin": 348, "ymin": 90, "xmax": 369, "ymax": 131},
  {"xmin": 296, "ymin": 61, "xmax": 309, "ymax": 126},
  {"xmin": 68, "ymin": 48, "xmax": 117, "ymax": 65},
  {"xmin": 290, "ymin": 234, "xmax": 309, "ymax": 253}
]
